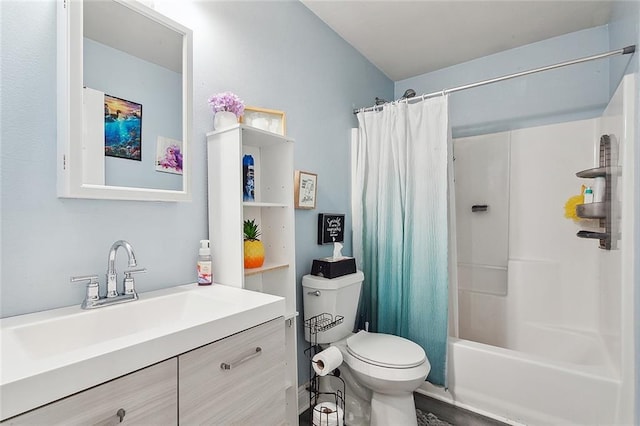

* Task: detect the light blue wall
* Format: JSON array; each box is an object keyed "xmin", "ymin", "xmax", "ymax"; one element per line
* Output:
[
  {"xmin": 2, "ymin": 0, "xmax": 637, "ymax": 403},
  {"xmin": 0, "ymin": 0, "xmax": 391, "ymax": 312},
  {"xmin": 609, "ymin": 1, "xmax": 639, "ymax": 91},
  {"xmin": 84, "ymin": 38, "xmax": 183, "ymax": 190},
  {"xmin": 0, "ymin": 0, "xmax": 392, "ymax": 389},
  {"xmin": 395, "ymin": 26, "xmax": 616, "ymax": 138}
]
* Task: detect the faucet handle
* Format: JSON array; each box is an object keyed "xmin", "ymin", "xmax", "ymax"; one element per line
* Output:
[
  {"xmin": 123, "ymin": 268, "xmax": 146, "ymax": 295},
  {"xmin": 71, "ymin": 275, "xmax": 100, "ymax": 303}
]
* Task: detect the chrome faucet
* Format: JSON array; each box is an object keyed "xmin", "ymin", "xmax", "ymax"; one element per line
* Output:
[
  {"xmin": 107, "ymin": 240, "xmax": 138, "ymax": 298},
  {"xmin": 72, "ymin": 240, "xmax": 146, "ymax": 309}
]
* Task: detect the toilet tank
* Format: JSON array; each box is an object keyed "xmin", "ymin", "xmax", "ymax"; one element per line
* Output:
[{"xmin": 302, "ymin": 271, "xmax": 364, "ymax": 344}]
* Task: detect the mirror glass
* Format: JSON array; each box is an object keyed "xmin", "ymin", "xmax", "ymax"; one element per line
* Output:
[{"xmin": 58, "ymin": 0, "xmax": 192, "ymax": 201}]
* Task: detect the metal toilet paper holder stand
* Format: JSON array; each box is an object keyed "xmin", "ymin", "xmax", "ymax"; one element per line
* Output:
[{"xmin": 304, "ymin": 313, "xmax": 346, "ymax": 426}]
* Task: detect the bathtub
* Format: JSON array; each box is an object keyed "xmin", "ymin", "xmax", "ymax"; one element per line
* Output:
[
  {"xmin": 510, "ymin": 323, "xmax": 615, "ymax": 371},
  {"xmin": 418, "ymin": 335, "xmax": 623, "ymax": 425}
]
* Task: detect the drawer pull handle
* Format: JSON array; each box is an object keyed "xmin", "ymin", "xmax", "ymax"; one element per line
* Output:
[
  {"xmin": 116, "ymin": 408, "xmax": 126, "ymax": 423},
  {"xmin": 220, "ymin": 347, "xmax": 262, "ymax": 370}
]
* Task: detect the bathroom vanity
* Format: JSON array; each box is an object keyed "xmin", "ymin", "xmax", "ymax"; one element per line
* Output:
[{"xmin": 0, "ymin": 285, "xmax": 286, "ymax": 424}]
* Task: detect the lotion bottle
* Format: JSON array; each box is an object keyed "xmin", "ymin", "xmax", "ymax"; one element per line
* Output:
[{"xmin": 197, "ymin": 240, "xmax": 213, "ymax": 285}]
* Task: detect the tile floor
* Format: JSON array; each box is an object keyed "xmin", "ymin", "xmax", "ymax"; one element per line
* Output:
[
  {"xmin": 299, "ymin": 393, "xmax": 507, "ymax": 425},
  {"xmin": 414, "ymin": 394, "xmax": 507, "ymax": 426}
]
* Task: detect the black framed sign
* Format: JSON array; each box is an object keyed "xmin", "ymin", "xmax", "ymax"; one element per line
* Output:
[{"xmin": 317, "ymin": 213, "xmax": 345, "ymax": 245}]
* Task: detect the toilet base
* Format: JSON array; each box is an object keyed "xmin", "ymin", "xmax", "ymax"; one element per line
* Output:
[{"xmin": 370, "ymin": 392, "xmax": 418, "ymax": 426}]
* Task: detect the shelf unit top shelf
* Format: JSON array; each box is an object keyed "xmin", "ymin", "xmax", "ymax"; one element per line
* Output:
[{"xmin": 206, "ymin": 124, "xmax": 294, "ymax": 147}]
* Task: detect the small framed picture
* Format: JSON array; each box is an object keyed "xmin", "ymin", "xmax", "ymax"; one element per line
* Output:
[
  {"xmin": 294, "ymin": 170, "xmax": 317, "ymax": 209},
  {"xmin": 240, "ymin": 106, "xmax": 286, "ymax": 135},
  {"xmin": 104, "ymin": 94, "xmax": 142, "ymax": 161},
  {"xmin": 155, "ymin": 136, "xmax": 183, "ymax": 175}
]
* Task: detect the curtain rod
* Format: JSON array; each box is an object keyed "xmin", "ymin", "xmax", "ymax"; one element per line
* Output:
[{"xmin": 354, "ymin": 45, "xmax": 636, "ymax": 114}]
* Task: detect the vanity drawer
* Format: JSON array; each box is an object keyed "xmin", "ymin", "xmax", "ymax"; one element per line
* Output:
[
  {"xmin": 2, "ymin": 358, "xmax": 177, "ymax": 425},
  {"xmin": 179, "ymin": 317, "xmax": 285, "ymax": 425}
]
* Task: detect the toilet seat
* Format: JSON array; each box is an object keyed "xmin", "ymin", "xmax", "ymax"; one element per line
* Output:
[{"xmin": 346, "ymin": 331, "xmax": 426, "ymax": 368}]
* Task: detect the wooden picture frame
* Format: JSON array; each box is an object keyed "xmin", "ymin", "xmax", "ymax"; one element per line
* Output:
[
  {"xmin": 240, "ymin": 106, "xmax": 286, "ymax": 135},
  {"xmin": 294, "ymin": 170, "xmax": 317, "ymax": 209}
]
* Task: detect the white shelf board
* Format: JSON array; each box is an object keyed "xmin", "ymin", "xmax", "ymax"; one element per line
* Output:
[
  {"xmin": 244, "ymin": 261, "xmax": 289, "ymax": 276},
  {"xmin": 206, "ymin": 124, "xmax": 294, "ymax": 146},
  {"xmin": 243, "ymin": 202, "xmax": 288, "ymax": 208}
]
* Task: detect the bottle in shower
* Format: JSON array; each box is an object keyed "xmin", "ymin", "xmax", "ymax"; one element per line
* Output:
[
  {"xmin": 243, "ymin": 154, "xmax": 255, "ymax": 202},
  {"xmin": 583, "ymin": 186, "xmax": 593, "ymax": 203}
]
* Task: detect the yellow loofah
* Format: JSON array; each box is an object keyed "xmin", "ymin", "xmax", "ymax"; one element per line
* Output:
[{"xmin": 564, "ymin": 185, "xmax": 585, "ymax": 221}]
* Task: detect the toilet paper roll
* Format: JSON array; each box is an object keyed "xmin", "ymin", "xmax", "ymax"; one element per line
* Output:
[
  {"xmin": 312, "ymin": 346, "xmax": 343, "ymax": 376},
  {"xmin": 312, "ymin": 402, "xmax": 344, "ymax": 426}
]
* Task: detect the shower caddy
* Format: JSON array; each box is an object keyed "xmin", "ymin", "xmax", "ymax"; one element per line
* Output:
[
  {"xmin": 304, "ymin": 313, "xmax": 346, "ymax": 426},
  {"xmin": 575, "ymin": 134, "xmax": 619, "ymax": 250}
]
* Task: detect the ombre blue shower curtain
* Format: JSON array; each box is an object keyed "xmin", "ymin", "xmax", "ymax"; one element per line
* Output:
[{"xmin": 353, "ymin": 96, "xmax": 451, "ymax": 386}]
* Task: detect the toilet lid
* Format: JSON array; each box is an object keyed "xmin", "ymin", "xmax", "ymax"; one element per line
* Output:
[{"xmin": 346, "ymin": 331, "xmax": 426, "ymax": 368}]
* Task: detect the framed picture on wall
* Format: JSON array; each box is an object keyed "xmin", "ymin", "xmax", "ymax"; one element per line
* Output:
[
  {"xmin": 155, "ymin": 136, "xmax": 183, "ymax": 175},
  {"xmin": 104, "ymin": 94, "xmax": 142, "ymax": 161},
  {"xmin": 294, "ymin": 170, "xmax": 317, "ymax": 209},
  {"xmin": 240, "ymin": 106, "xmax": 286, "ymax": 135}
]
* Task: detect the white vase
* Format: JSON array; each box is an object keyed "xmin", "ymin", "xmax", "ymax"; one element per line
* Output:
[{"xmin": 213, "ymin": 111, "xmax": 238, "ymax": 130}]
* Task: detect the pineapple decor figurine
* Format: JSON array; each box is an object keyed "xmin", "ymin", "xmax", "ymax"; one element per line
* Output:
[{"xmin": 243, "ymin": 219, "xmax": 265, "ymax": 268}]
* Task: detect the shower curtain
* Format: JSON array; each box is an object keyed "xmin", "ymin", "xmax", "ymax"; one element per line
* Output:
[{"xmin": 353, "ymin": 96, "xmax": 451, "ymax": 386}]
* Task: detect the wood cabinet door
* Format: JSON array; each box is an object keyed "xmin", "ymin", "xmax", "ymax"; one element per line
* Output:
[
  {"xmin": 179, "ymin": 318, "xmax": 285, "ymax": 425},
  {"xmin": 3, "ymin": 359, "xmax": 177, "ymax": 425}
]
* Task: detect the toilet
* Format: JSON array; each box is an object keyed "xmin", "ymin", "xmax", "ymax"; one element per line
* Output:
[{"xmin": 303, "ymin": 271, "xmax": 430, "ymax": 426}]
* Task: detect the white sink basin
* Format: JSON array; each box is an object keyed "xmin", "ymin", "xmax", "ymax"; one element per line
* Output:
[
  {"xmin": 10, "ymin": 291, "xmax": 236, "ymax": 359},
  {"xmin": 1, "ymin": 284, "xmax": 285, "ymax": 420}
]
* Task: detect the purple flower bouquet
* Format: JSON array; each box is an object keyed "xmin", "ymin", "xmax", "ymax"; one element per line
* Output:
[{"xmin": 207, "ymin": 92, "xmax": 245, "ymax": 118}]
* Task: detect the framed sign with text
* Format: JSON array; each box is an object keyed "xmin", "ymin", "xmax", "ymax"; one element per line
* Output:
[
  {"xmin": 317, "ymin": 213, "xmax": 345, "ymax": 245},
  {"xmin": 294, "ymin": 170, "xmax": 317, "ymax": 209}
]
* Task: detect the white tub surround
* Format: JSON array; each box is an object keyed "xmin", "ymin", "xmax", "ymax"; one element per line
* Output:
[
  {"xmin": 0, "ymin": 284, "xmax": 285, "ymax": 420},
  {"xmin": 425, "ymin": 74, "xmax": 636, "ymax": 425}
]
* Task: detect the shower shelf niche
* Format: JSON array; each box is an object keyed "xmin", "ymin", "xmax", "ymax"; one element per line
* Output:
[{"xmin": 575, "ymin": 135, "xmax": 617, "ymax": 250}]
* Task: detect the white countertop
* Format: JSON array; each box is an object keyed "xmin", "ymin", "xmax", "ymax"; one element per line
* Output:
[{"xmin": 0, "ymin": 284, "xmax": 285, "ymax": 420}]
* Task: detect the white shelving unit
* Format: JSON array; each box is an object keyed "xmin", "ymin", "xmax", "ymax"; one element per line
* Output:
[{"xmin": 206, "ymin": 124, "xmax": 298, "ymax": 424}]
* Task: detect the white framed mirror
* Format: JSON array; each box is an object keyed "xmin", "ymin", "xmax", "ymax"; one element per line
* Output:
[{"xmin": 57, "ymin": 0, "xmax": 193, "ymax": 201}]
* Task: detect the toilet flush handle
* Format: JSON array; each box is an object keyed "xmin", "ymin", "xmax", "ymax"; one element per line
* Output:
[{"xmin": 307, "ymin": 290, "xmax": 321, "ymax": 296}]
